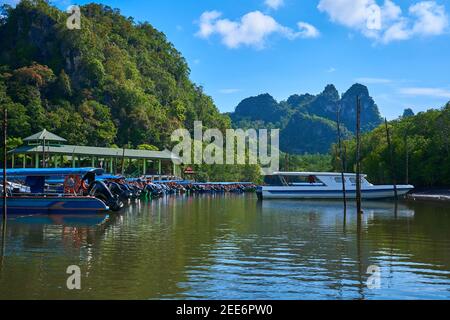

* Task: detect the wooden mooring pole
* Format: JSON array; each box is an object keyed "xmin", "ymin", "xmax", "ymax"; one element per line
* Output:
[
  {"xmin": 42, "ymin": 137, "xmax": 46, "ymax": 168},
  {"xmin": 384, "ymin": 118, "xmax": 398, "ymax": 200},
  {"xmin": 405, "ymin": 135, "xmax": 409, "ymax": 185},
  {"xmin": 356, "ymin": 97, "xmax": 362, "ymax": 215},
  {"xmin": 121, "ymin": 145, "xmax": 126, "ymax": 174},
  {"xmin": 336, "ymin": 104, "xmax": 347, "ymax": 211},
  {"xmin": 2, "ymin": 108, "xmax": 7, "ymax": 243}
]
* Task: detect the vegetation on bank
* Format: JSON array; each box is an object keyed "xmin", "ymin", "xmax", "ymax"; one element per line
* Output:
[
  {"xmin": 1, "ymin": 1, "xmax": 449, "ymax": 186},
  {"xmin": 280, "ymin": 153, "xmax": 333, "ymax": 172},
  {"xmin": 0, "ymin": 1, "xmax": 261, "ymax": 181},
  {"xmin": 0, "ymin": 1, "xmax": 229, "ymax": 146},
  {"xmin": 333, "ymin": 103, "xmax": 450, "ymax": 187}
]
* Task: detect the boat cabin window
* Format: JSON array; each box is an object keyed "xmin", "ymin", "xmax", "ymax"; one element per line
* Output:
[
  {"xmin": 263, "ymin": 175, "xmax": 285, "ymax": 186},
  {"xmin": 349, "ymin": 177, "xmax": 364, "ymax": 185},
  {"xmin": 282, "ymin": 175, "xmax": 325, "ymax": 186},
  {"xmin": 334, "ymin": 177, "xmax": 344, "ymax": 183}
]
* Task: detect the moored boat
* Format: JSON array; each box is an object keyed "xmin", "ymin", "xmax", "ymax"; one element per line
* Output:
[
  {"xmin": 0, "ymin": 168, "xmax": 120, "ymax": 214},
  {"xmin": 257, "ymin": 172, "xmax": 414, "ymax": 200}
]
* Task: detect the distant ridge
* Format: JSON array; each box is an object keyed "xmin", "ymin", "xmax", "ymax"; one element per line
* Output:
[{"xmin": 229, "ymin": 84, "xmax": 383, "ymax": 154}]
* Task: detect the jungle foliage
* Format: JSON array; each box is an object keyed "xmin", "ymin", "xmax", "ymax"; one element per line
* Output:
[
  {"xmin": 333, "ymin": 103, "xmax": 450, "ymax": 187},
  {"xmin": 0, "ymin": 1, "xmax": 262, "ymax": 181}
]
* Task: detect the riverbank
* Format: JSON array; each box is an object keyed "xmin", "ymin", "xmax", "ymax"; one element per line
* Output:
[{"xmin": 406, "ymin": 188, "xmax": 450, "ymax": 203}]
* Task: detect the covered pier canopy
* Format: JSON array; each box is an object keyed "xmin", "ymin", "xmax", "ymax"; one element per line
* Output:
[{"xmin": 8, "ymin": 129, "xmax": 180, "ymax": 176}]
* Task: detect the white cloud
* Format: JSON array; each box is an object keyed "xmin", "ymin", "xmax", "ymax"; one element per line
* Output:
[
  {"xmin": 196, "ymin": 10, "xmax": 319, "ymax": 49},
  {"xmin": 410, "ymin": 1, "xmax": 448, "ymax": 36},
  {"xmin": 197, "ymin": 10, "xmax": 222, "ymax": 38},
  {"xmin": 399, "ymin": 87, "xmax": 450, "ymax": 98},
  {"xmin": 356, "ymin": 77, "xmax": 392, "ymax": 84},
  {"xmin": 317, "ymin": 0, "xmax": 449, "ymax": 43},
  {"xmin": 382, "ymin": 19, "xmax": 411, "ymax": 42},
  {"xmin": 382, "ymin": 0, "xmax": 402, "ymax": 21},
  {"xmin": 265, "ymin": 0, "xmax": 284, "ymax": 10},
  {"xmin": 318, "ymin": 0, "xmax": 375, "ymax": 29},
  {"xmin": 327, "ymin": 67, "xmax": 337, "ymax": 73},
  {"xmin": 296, "ymin": 22, "xmax": 321, "ymax": 38}
]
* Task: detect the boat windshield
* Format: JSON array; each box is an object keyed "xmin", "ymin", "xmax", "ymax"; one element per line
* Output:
[
  {"xmin": 263, "ymin": 175, "xmax": 285, "ymax": 186},
  {"xmin": 264, "ymin": 174, "xmax": 326, "ymax": 186},
  {"xmin": 282, "ymin": 175, "xmax": 325, "ymax": 186},
  {"xmin": 348, "ymin": 177, "xmax": 366, "ymax": 185}
]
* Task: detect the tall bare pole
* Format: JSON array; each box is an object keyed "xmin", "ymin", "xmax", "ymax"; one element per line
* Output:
[
  {"xmin": 2, "ymin": 108, "xmax": 7, "ymax": 228},
  {"xmin": 42, "ymin": 137, "xmax": 46, "ymax": 168},
  {"xmin": 405, "ymin": 135, "xmax": 409, "ymax": 185},
  {"xmin": 336, "ymin": 104, "xmax": 347, "ymax": 211},
  {"xmin": 285, "ymin": 153, "xmax": 289, "ymax": 172},
  {"xmin": 356, "ymin": 96, "xmax": 362, "ymax": 215},
  {"xmin": 384, "ymin": 118, "xmax": 398, "ymax": 200},
  {"xmin": 121, "ymin": 145, "xmax": 126, "ymax": 174}
]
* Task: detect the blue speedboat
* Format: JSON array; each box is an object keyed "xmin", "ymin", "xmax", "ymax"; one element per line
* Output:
[{"xmin": 0, "ymin": 168, "xmax": 119, "ymax": 214}]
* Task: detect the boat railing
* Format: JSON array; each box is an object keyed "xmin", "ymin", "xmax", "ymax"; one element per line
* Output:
[
  {"xmin": 10, "ymin": 192, "xmax": 92, "ymax": 198},
  {"xmin": 289, "ymin": 182, "xmax": 326, "ymax": 186}
]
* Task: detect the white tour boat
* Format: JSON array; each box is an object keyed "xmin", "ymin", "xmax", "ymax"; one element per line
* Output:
[{"xmin": 256, "ymin": 172, "xmax": 414, "ymax": 200}]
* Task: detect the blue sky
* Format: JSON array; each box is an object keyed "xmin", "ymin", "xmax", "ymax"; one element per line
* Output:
[{"xmin": 3, "ymin": 0, "xmax": 450, "ymax": 119}]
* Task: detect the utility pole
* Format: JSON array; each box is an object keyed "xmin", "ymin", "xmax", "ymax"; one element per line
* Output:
[{"xmin": 356, "ymin": 96, "xmax": 362, "ymax": 215}]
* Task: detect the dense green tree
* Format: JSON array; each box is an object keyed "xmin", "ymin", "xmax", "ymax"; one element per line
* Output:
[
  {"xmin": 0, "ymin": 1, "xmax": 259, "ymax": 181},
  {"xmin": 335, "ymin": 103, "xmax": 450, "ymax": 187},
  {"xmin": 78, "ymin": 100, "xmax": 116, "ymax": 146}
]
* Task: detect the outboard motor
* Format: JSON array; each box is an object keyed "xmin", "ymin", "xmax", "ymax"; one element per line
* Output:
[
  {"xmin": 88, "ymin": 181, "xmax": 123, "ymax": 212},
  {"xmin": 130, "ymin": 185, "xmax": 142, "ymax": 198},
  {"xmin": 121, "ymin": 183, "xmax": 139, "ymax": 199},
  {"xmin": 145, "ymin": 183, "xmax": 163, "ymax": 198},
  {"xmin": 108, "ymin": 182, "xmax": 132, "ymax": 202}
]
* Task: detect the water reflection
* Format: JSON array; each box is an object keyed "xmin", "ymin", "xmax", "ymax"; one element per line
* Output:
[{"xmin": 0, "ymin": 195, "xmax": 449, "ymax": 300}]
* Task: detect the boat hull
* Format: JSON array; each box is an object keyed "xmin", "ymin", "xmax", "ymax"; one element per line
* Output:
[
  {"xmin": 0, "ymin": 196, "xmax": 109, "ymax": 214},
  {"xmin": 257, "ymin": 186, "xmax": 413, "ymax": 200}
]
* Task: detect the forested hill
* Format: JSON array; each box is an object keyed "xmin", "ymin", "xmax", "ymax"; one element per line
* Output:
[
  {"xmin": 0, "ymin": 0, "xmax": 230, "ymax": 149},
  {"xmin": 229, "ymin": 84, "xmax": 383, "ymax": 154}
]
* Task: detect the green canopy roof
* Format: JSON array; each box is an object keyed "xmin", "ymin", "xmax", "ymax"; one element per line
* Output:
[
  {"xmin": 9, "ymin": 144, "xmax": 179, "ymax": 161},
  {"xmin": 23, "ymin": 129, "xmax": 67, "ymax": 142}
]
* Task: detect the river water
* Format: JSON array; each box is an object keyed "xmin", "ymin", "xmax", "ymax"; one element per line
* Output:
[{"xmin": 0, "ymin": 194, "xmax": 449, "ymax": 300}]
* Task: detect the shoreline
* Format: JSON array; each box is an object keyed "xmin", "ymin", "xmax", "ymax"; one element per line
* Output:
[{"xmin": 406, "ymin": 188, "xmax": 450, "ymax": 203}]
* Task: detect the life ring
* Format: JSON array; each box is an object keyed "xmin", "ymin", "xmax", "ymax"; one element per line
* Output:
[
  {"xmin": 64, "ymin": 175, "xmax": 88, "ymax": 194},
  {"xmin": 78, "ymin": 179, "xmax": 89, "ymax": 192},
  {"xmin": 64, "ymin": 175, "xmax": 81, "ymax": 194}
]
